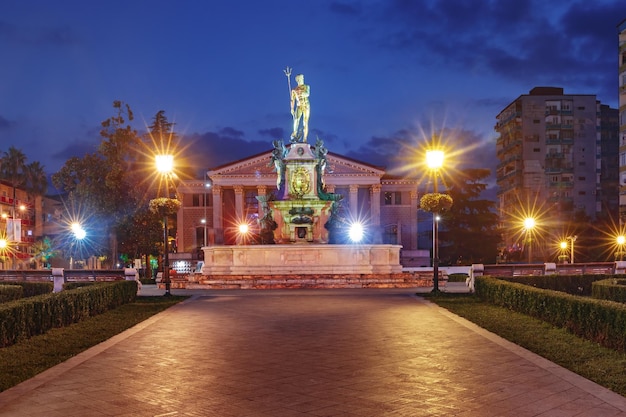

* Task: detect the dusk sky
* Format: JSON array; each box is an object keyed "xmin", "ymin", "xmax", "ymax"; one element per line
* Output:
[{"xmin": 1, "ymin": 0, "xmax": 625, "ymax": 187}]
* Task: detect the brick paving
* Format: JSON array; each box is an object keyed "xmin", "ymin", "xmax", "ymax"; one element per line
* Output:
[{"xmin": 1, "ymin": 287, "xmax": 626, "ymax": 416}]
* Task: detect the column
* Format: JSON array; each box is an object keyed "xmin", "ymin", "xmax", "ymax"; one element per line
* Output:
[
  {"xmin": 410, "ymin": 189, "xmax": 419, "ymax": 251},
  {"xmin": 234, "ymin": 185, "xmax": 244, "ymax": 220},
  {"xmin": 370, "ymin": 184, "xmax": 382, "ymax": 243},
  {"xmin": 349, "ymin": 185, "xmax": 359, "ymax": 218},
  {"xmin": 212, "ymin": 185, "xmax": 223, "ymax": 244},
  {"xmin": 370, "ymin": 184, "xmax": 381, "ymax": 227}
]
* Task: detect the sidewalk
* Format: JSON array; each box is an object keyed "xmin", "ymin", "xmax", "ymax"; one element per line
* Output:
[{"xmin": 0, "ymin": 288, "xmax": 625, "ymax": 416}]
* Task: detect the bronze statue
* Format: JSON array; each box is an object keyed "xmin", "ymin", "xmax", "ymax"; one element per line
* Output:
[
  {"xmin": 284, "ymin": 68, "xmax": 310, "ymax": 143},
  {"xmin": 268, "ymin": 139, "xmax": 287, "ymax": 189}
]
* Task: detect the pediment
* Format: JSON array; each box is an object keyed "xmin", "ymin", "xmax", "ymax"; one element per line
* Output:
[{"xmin": 208, "ymin": 148, "xmax": 385, "ymax": 185}]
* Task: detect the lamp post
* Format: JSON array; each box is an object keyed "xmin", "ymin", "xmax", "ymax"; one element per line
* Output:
[
  {"xmin": 426, "ymin": 149, "xmax": 444, "ymax": 293},
  {"xmin": 156, "ymin": 154, "xmax": 174, "ymax": 296},
  {"xmin": 203, "ymin": 172, "xmax": 211, "ymax": 247},
  {"xmin": 559, "ymin": 241, "xmax": 568, "ymax": 264},
  {"xmin": 617, "ymin": 235, "xmax": 625, "ymax": 261},
  {"xmin": 524, "ymin": 217, "xmax": 535, "ymax": 263},
  {"xmin": 69, "ymin": 222, "xmax": 86, "ymax": 269},
  {"xmin": 0, "ymin": 238, "xmax": 7, "ymax": 269},
  {"xmin": 567, "ymin": 236, "xmax": 576, "ymax": 264}
]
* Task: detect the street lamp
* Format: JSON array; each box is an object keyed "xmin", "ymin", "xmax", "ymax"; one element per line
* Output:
[
  {"xmin": 559, "ymin": 241, "xmax": 568, "ymax": 264},
  {"xmin": 524, "ymin": 217, "xmax": 535, "ymax": 263},
  {"xmin": 0, "ymin": 238, "xmax": 7, "ymax": 269},
  {"xmin": 617, "ymin": 235, "xmax": 626, "ymax": 261},
  {"xmin": 156, "ymin": 154, "xmax": 174, "ymax": 296},
  {"xmin": 426, "ymin": 149, "xmax": 444, "ymax": 293},
  {"xmin": 69, "ymin": 222, "xmax": 86, "ymax": 269},
  {"xmin": 203, "ymin": 172, "xmax": 211, "ymax": 247},
  {"xmin": 566, "ymin": 236, "xmax": 576, "ymax": 264}
]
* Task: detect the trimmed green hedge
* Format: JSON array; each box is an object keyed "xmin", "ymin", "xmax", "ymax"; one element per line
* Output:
[
  {"xmin": 4, "ymin": 282, "xmax": 54, "ymax": 298},
  {"xmin": 0, "ymin": 280, "xmax": 137, "ymax": 348},
  {"xmin": 497, "ymin": 274, "xmax": 619, "ymax": 296},
  {"xmin": 0, "ymin": 285, "xmax": 23, "ymax": 303},
  {"xmin": 592, "ymin": 279, "xmax": 626, "ymax": 303},
  {"xmin": 475, "ymin": 276, "xmax": 626, "ymax": 352}
]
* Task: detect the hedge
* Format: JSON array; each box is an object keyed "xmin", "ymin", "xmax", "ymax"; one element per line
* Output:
[
  {"xmin": 497, "ymin": 274, "xmax": 620, "ymax": 296},
  {"xmin": 3, "ymin": 282, "xmax": 54, "ymax": 298},
  {"xmin": 475, "ymin": 275, "xmax": 626, "ymax": 352},
  {"xmin": 592, "ymin": 279, "xmax": 626, "ymax": 303},
  {"xmin": 0, "ymin": 285, "xmax": 23, "ymax": 303},
  {"xmin": 0, "ymin": 280, "xmax": 137, "ymax": 348}
]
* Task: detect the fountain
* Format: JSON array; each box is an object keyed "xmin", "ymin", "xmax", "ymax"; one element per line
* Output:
[{"xmin": 195, "ymin": 69, "xmax": 411, "ymax": 288}]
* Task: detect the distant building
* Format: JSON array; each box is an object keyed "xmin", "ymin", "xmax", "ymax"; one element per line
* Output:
[
  {"xmin": 0, "ymin": 180, "xmax": 36, "ymax": 266},
  {"xmin": 618, "ymin": 18, "xmax": 626, "ymax": 223},
  {"xmin": 495, "ymin": 87, "xmax": 617, "ymax": 259},
  {"xmin": 174, "ymin": 149, "xmax": 430, "ymax": 267}
]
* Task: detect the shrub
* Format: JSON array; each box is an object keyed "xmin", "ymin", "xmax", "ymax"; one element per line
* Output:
[
  {"xmin": 475, "ymin": 276, "xmax": 626, "ymax": 352},
  {"xmin": 592, "ymin": 279, "xmax": 626, "ymax": 303},
  {"xmin": 0, "ymin": 285, "xmax": 23, "ymax": 303},
  {"xmin": 0, "ymin": 280, "xmax": 137, "ymax": 348},
  {"xmin": 497, "ymin": 274, "xmax": 615, "ymax": 296}
]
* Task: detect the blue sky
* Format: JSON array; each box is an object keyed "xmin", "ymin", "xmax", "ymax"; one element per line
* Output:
[{"xmin": 1, "ymin": 0, "xmax": 625, "ymax": 185}]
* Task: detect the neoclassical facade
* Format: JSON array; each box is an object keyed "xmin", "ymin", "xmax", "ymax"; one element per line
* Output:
[{"xmin": 175, "ymin": 149, "xmax": 425, "ymax": 265}]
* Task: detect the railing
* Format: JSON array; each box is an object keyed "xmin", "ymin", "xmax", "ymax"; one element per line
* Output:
[
  {"xmin": 467, "ymin": 262, "xmax": 620, "ymax": 292},
  {"xmin": 0, "ymin": 269, "xmax": 127, "ymax": 282}
]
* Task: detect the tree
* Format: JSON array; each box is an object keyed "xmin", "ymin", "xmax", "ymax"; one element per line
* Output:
[
  {"xmin": 31, "ymin": 237, "xmax": 57, "ymax": 269},
  {"xmin": 117, "ymin": 207, "xmax": 164, "ymax": 279},
  {"xmin": 1, "ymin": 146, "xmax": 27, "ymax": 211},
  {"xmin": 24, "ymin": 161, "xmax": 48, "ymax": 196},
  {"xmin": 438, "ymin": 168, "xmax": 501, "ymax": 264},
  {"xmin": 52, "ymin": 101, "xmax": 145, "ymax": 267}
]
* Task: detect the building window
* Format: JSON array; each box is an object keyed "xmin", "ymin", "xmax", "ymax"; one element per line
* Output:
[
  {"xmin": 533, "ymin": 148, "xmax": 540, "ymax": 152},
  {"xmin": 245, "ymin": 191, "xmax": 258, "ymax": 210},
  {"xmin": 384, "ymin": 192, "xmax": 402, "ymax": 205},
  {"xmin": 192, "ymin": 193, "xmax": 212, "ymax": 207}
]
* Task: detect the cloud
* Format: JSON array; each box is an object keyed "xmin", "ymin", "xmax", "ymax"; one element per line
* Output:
[
  {"xmin": 49, "ymin": 140, "xmax": 99, "ymax": 167},
  {"xmin": 358, "ymin": 0, "xmax": 623, "ymax": 102},
  {"xmin": 258, "ymin": 127, "xmax": 285, "ymax": 139},
  {"xmin": 0, "ymin": 115, "xmax": 16, "ymax": 130},
  {"xmin": 345, "ymin": 125, "xmax": 497, "ymax": 177},
  {"xmin": 183, "ymin": 128, "xmax": 273, "ymax": 174},
  {"xmin": 328, "ymin": 1, "xmax": 362, "ymax": 16},
  {"xmin": 0, "ymin": 20, "xmax": 79, "ymax": 46}
]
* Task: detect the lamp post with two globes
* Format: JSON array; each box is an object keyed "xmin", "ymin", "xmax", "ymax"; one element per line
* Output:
[
  {"xmin": 156, "ymin": 154, "xmax": 174, "ymax": 296},
  {"xmin": 426, "ymin": 149, "xmax": 444, "ymax": 293}
]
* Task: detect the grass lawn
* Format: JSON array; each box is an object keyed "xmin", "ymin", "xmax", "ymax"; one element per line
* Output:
[
  {"xmin": 0, "ymin": 296, "xmax": 186, "ymax": 392},
  {"xmin": 428, "ymin": 294, "xmax": 626, "ymax": 397}
]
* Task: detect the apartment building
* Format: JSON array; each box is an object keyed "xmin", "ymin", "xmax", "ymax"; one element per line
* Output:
[
  {"xmin": 495, "ymin": 87, "xmax": 614, "ymax": 258},
  {"xmin": 619, "ymin": 18, "xmax": 626, "ymax": 222}
]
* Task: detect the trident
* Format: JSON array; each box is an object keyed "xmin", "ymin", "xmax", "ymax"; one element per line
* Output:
[{"xmin": 283, "ymin": 66, "xmax": 292, "ymax": 104}]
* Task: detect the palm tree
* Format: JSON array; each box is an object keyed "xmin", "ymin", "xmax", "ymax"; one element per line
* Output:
[
  {"xmin": 1, "ymin": 146, "xmax": 27, "ymax": 206},
  {"xmin": 24, "ymin": 161, "xmax": 48, "ymax": 197}
]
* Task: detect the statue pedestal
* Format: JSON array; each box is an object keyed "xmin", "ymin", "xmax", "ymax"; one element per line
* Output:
[
  {"xmin": 269, "ymin": 200, "xmax": 333, "ymax": 243},
  {"xmin": 201, "ymin": 244, "xmax": 403, "ymax": 275}
]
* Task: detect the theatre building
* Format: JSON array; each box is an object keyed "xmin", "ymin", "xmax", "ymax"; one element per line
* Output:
[{"xmin": 174, "ymin": 148, "xmax": 427, "ymax": 269}]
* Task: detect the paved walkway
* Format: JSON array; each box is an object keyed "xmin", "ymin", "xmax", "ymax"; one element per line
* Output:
[{"xmin": 1, "ymin": 287, "xmax": 625, "ymax": 416}]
